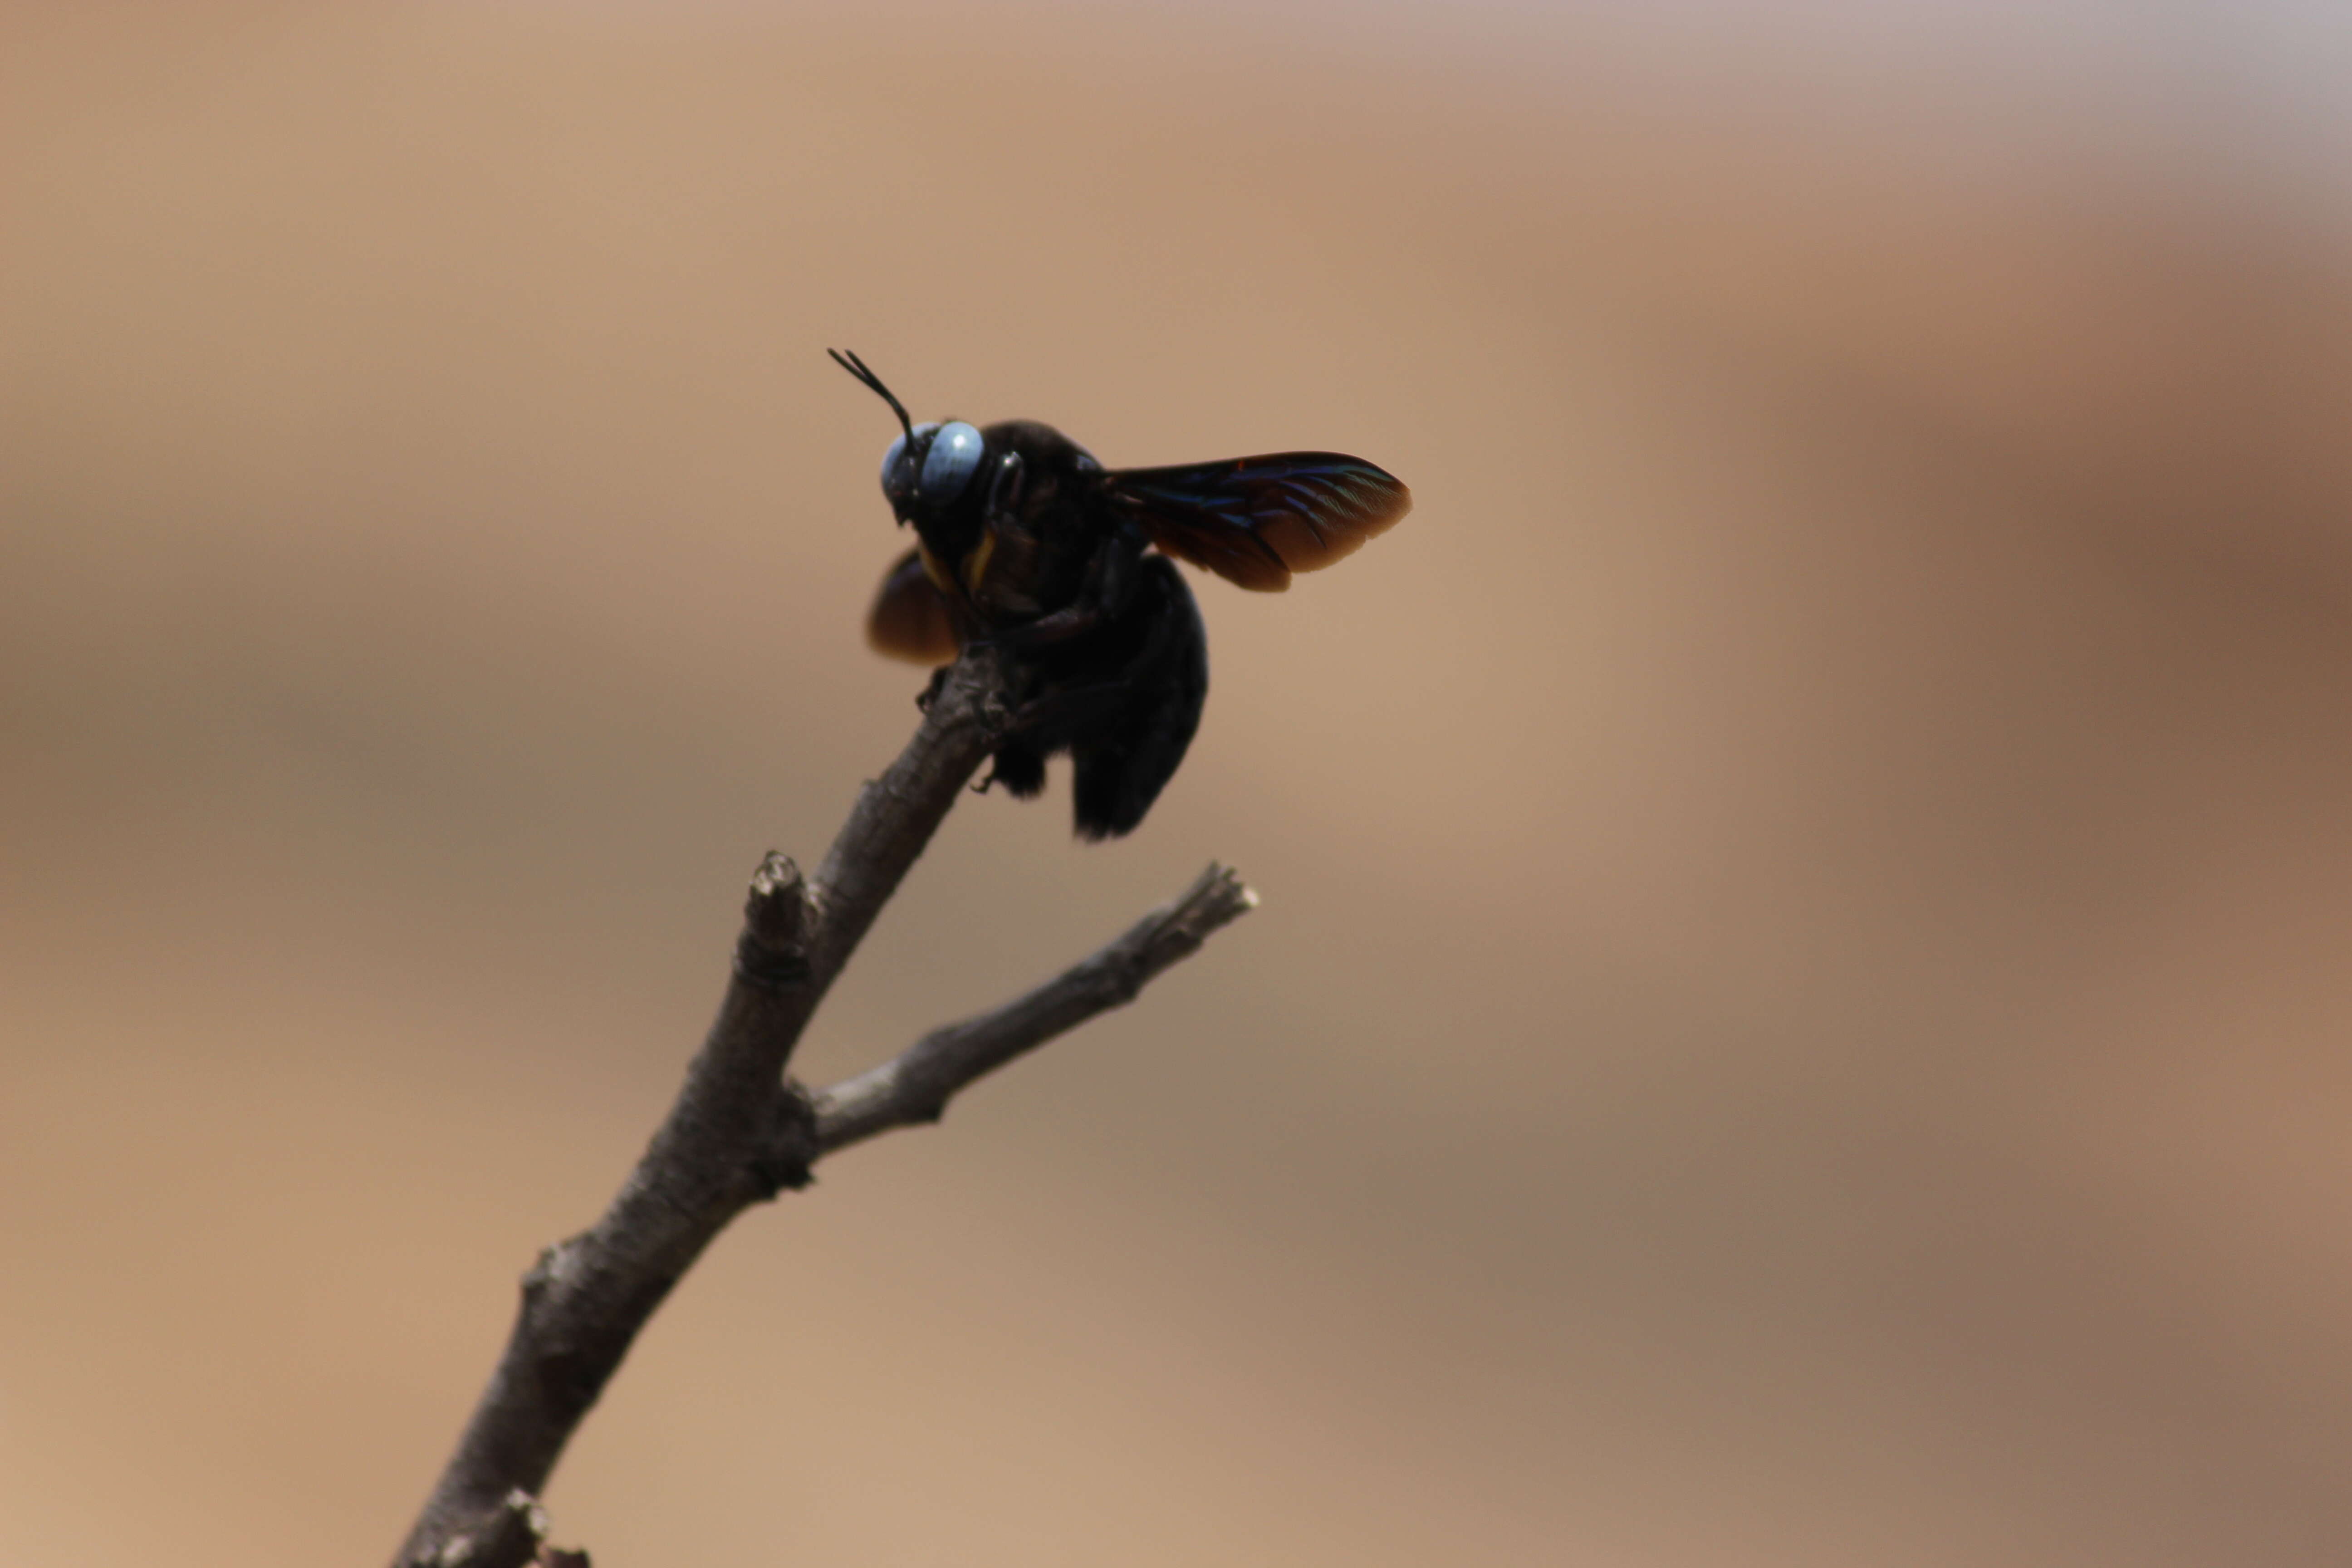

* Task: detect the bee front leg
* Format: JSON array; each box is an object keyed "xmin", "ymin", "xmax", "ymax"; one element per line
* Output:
[
  {"xmin": 953, "ymin": 452, "xmax": 1042, "ymax": 659},
  {"xmin": 992, "ymin": 521, "xmax": 1146, "ymax": 650},
  {"xmin": 1004, "ymin": 677, "xmax": 1133, "ymax": 737}
]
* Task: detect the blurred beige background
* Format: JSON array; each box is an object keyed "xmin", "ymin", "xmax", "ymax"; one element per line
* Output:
[{"xmin": 5, "ymin": 3, "xmax": 2352, "ymax": 1564}]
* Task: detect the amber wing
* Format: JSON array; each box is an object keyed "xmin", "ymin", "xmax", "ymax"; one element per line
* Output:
[
  {"xmin": 1101, "ymin": 452, "xmax": 1411, "ymax": 592},
  {"xmin": 866, "ymin": 547, "xmax": 961, "ymax": 664}
]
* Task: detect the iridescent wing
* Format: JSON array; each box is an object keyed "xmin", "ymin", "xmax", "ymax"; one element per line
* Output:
[
  {"xmin": 866, "ymin": 546, "xmax": 960, "ymax": 664},
  {"xmin": 1100, "ymin": 452, "xmax": 1411, "ymax": 592}
]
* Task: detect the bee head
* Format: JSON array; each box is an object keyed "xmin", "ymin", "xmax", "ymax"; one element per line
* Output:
[{"xmin": 829, "ymin": 349, "xmax": 985, "ymax": 526}]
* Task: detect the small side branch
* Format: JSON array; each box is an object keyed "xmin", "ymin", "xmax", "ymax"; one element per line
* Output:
[{"xmin": 814, "ymin": 863, "xmax": 1256, "ymax": 1152}]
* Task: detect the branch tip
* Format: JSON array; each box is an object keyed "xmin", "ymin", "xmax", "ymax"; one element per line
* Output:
[
  {"xmin": 734, "ymin": 853, "xmax": 818, "ymax": 991},
  {"xmin": 749, "ymin": 849, "xmax": 801, "ymax": 897},
  {"xmin": 744, "ymin": 853, "xmax": 810, "ymax": 942},
  {"xmin": 1172, "ymin": 862, "xmax": 1257, "ymax": 935}
]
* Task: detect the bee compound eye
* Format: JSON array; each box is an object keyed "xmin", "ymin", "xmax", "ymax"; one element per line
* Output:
[
  {"xmin": 879, "ymin": 431, "xmax": 907, "ymax": 492},
  {"xmin": 918, "ymin": 421, "xmax": 983, "ymax": 503}
]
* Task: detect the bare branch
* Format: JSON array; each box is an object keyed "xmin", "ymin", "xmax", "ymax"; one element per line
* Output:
[
  {"xmin": 392, "ymin": 651, "xmax": 1254, "ymax": 1567},
  {"xmin": 813, "ymin": 862, "xmax": 1257, "ymax": 1153},
  {"xmin": 395, "ymin": 651, "xmax": 1008, "ymax": 1566}
]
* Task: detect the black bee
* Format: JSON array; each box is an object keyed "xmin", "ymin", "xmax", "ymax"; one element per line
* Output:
[{"xmin": 831, "ymin": 349, "xmax": 1411, "ymax": 838}]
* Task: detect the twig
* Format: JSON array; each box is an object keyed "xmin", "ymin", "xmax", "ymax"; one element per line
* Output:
[
  {"xmin": 392, "ymin": 649, "xmax": 1255, "ymax": 1567},
  {"xmin": 814, "ymin": 862, "xmax": 1256, "ymax": 1153}
]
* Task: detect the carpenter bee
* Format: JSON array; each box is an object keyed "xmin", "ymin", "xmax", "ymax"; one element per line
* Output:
[{"xmin": 831, "ymin": 349, "xmax": 1411, "ymax": 839}]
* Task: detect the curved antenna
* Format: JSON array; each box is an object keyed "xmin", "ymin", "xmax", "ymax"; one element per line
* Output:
[{"xmin": 827, "ymin": 348, "xmax": 914, "ymax": 444}]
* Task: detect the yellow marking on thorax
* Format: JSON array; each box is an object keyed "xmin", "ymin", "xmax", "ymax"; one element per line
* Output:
[
  {"xmin": 916, "ymin": 543, "xmax": 954, "ymax": 595},
  {"xmin": 960, "ymin": 529, "xmax": 997, "ymax": 596}
]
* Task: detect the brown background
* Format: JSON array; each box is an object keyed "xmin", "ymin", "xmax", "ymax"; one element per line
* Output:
[{"xmin": 5, "ymin": 4, "xmax": 2351, "ymax": 1564}]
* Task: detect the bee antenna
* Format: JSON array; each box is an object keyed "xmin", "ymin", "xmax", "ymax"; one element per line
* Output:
[{"xmin": 828, "ymin": 348, "xmax": 914, "ymax": 444}]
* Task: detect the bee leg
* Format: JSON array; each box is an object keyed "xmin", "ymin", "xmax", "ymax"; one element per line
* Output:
[
  {"xmin": 913, "ymin": 665, "xmax": 952, "ymax": 712},
  {"xmin": 982, "ymin": 739, "xmax": 1049, "ymax": 799},
  {"xmin": 991, "ymin": 521, "xmax": 1146, "ymax": 650},
  {"xmin": 1004, "ymin": 677, "xmax": 1132, "ymax": 737},
  {"xmin": 986, "ymin": 678, "xmax": 1130, "ymax": 808}
]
